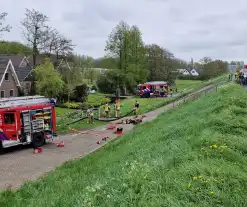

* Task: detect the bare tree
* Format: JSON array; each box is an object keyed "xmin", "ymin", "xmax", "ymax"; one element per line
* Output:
[
  {"xmin": 41, "ymin": 27, "xmax": 60, "ymax": 55},
  {"xmin": 21, "ymin": 9, "xmax": 49, "ymax": 67},
  {"xmin": 0, "ymin": 12, "xmax": 11, "ymax": 37},
  {"xmin": 54, "ymin": 35, "xmax": 74, "ymax": 59},
  {"xmin": 42, "ymin": 28, "xmax": 74, "ymax": 60}
]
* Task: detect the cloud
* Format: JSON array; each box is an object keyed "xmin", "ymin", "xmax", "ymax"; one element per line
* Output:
[{"xmin": 1, "ymin": 0, "xmax": 247, "ymax": 62}]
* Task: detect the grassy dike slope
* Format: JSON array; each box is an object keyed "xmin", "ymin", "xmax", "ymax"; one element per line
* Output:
[{"xmin": 1, "ymin": 83, "xmax": 247, "ymax": 207}]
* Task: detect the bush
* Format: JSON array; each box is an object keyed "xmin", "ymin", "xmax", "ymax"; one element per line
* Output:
[
  {"xmin": 73, "ymin": 84, "xmax": 88, "ymax": 102},
  {"xmin": 87, "ymin": 94, "xmax": 111, "ymax": 107},
  {"xmin": 63, "ymin": 102, "xmax": 88, "ymax": 109}
]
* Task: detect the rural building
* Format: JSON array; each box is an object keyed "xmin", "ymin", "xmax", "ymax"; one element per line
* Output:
[
  {"xmin": 0, "ymin": 55, "xmax": 67, "ymax": 97},
  {"xmin": 177, "ymin": 69, "xmax": 191, "ymax": 75},
  {"xmin": 0, "ymin": 56, "xmax": 21, "ymax": 98},
  {"xmin": 177, "ymin": 68, "xmax": 199, "ymax": 76},
  {"xmin": 190, "ymin": 69, "xmax": 199, "ymax": 76}
]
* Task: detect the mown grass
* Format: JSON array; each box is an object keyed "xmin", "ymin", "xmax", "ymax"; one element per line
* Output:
[
  {"xmin": 1, "ymin": 83, "xmax": 245, "ymax": 206},
  {"xmin": 55, "ymin": 107, "xmax": 76, "ymax": 116},
  {"xmin": 175, "ymin": 79, "xmax": 202, "ymax": 92}
]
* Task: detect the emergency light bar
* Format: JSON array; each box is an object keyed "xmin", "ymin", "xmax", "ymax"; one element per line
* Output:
[{"xmin": 0, "ymin": 95, "xmax": 52, "ymax": 108}]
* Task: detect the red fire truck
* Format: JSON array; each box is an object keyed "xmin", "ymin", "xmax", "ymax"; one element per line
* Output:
[
  {"xmin": 0, "ymin": 96, "xmax": 56, "ymax": 152},
  {"xmin": 136, "ymin": 81, "xmax": 169, "ymax": 98}
]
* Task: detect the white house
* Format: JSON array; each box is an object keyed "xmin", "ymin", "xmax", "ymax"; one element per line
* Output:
[
  {"xmin": 93, "ymin": 68, "xmax": 109, "ymax": 73},
  {"xmin": 177, "ymin": 69, "xmax": 190, "ymax": 75},
  {"xmin": 190, "ymin": 69, "xmax": 199, "ymax": 76}
]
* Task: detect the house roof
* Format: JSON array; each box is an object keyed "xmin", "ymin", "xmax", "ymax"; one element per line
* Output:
[
  {"xmin": 0, "ymin": 56, "xmax": 21, "ymax": 86},
  {"xmin": 0, "ymin": 57, "xmax": 9, "ymax": 79},
  {"xmin": 0, "ymin": 55, "xmax": 24, "ymax": 67},
  {"xmin": 0, "ymin": 55, "xmax": 33, "ymax": 82},
  {"xmin": 26, "ymin": 54, "xmax": 58, "ymax": 67},
  {"xmin": 15, "ymin": 65, "xmax": 33, "ymax": 82}
]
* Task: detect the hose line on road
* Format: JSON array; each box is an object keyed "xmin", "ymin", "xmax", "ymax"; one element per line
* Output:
[{"xmin": 94, "ymin": 109, "xmax": 135, "ymax": 122}]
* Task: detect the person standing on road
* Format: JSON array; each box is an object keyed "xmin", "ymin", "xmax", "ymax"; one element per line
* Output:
[
  {"xmin": 115, "ymin": 100, "xmax": 121, "ymax": 118},
  {"xmin": 90, "ymin": 108, "xmax": 94, "ymax": 123},
  {"xmin": 104, "ymin": 103, "xmax": 110, "ymax": 118},
  {"xmin": 160, "ymin": 86, "xmax": 164, "ymax": 97},
  {"xmin": 86, "ymin": 108, "xmax": 91, "ymax": 123},
  {"xmin": 134, "ymin": 100, "xmax": 139, "ymax": 117}
]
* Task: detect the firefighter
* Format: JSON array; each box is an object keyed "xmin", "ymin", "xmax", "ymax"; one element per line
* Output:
[
  {"xmin": 104, "ymin": 103, "xmax": 110, "ymax": 118},
  {"xmin": 170, "ymin": 88, "xmax": 173, "ymax": 97},
  {"xmin": 134, "ymin": 100, "xmax": 139, "ymax": 117},
  {"xmin": 160, "ymin": 86, "xmax": 164, "ymax": 97},
  {"xmin": 86, "ymin": 108, "xmax": 91, "ymax": 123},
  {"xmin": 86, "ymin": 108, "xmax": 94, "ymax": 123},
  {"xmin": 115, "ymin": 100, "xmax": 121, "ymax": 118},
  {"xmin": 90, "ymin": 108, "xmax": 94, "ymax": 123}
]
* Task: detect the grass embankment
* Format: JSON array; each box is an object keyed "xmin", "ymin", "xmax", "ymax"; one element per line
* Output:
[
  {"xmin": 175, "ymin": 79, "xmax": 202, "ymax": 92},
  {"xmin": 1, "ymin": 83, "xmax": 246, "ymax": 206},
  {"xmin": 56, "ymin": 75, "xmax": 229, "ymax": 133}
]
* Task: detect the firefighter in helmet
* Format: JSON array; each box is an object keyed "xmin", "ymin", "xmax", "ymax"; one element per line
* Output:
[
  {"xmin": 160, "ymin": 86, "xmax": 164, "ymax": 97},
  {"xmin": 104, "ymin": 103, "xmax": 110, "ymax": 118},
  {"xmin": 114, "ymin": 100, "xmax": 121, "ymax": 118},
  {"xmin": 134, "ymin": 100, "xmax": 139, "ymax": 117}
]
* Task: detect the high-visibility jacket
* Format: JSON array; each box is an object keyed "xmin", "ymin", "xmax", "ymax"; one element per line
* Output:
[
  {"xmin": 115, "ymin": 103, "xmax": 120, "ymax": 110},
  {"xmin": 105, "ymin": 104, "xmax": 110, "ymax": 112}
]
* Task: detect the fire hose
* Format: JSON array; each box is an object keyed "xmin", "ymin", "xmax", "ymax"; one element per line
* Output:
[{"xmin": 94, "ymin": 109, "xmax": 135, "ymax": 122}]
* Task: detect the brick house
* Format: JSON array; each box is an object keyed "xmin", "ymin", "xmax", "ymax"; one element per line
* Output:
[
  {"xmin": 0, "ymin": 56, "xmax": 21, "ymax": 98},
  {"xmin": 0, "ymin": 54, "xmax": 66, "ymax": 98}
]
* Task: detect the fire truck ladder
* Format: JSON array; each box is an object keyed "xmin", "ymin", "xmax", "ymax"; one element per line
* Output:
[{"xmin": 0, "ymin": 96, "xmax": 52, "ymax": 108}]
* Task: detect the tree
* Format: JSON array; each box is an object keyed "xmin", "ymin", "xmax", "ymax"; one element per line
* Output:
[
  {"xmin": 146, "ymin": 44, "xmax": 166, "ymax": 81},
  {"xmin": 35, "ymin": 58, "xmax": 64, "ymax": 98},
  {"xmin": 0, "ymin": 41, "xmax": 32, "ymax": 55},
  {"xmin": 105, "ymin": 21, "xmax": 148, "ymax": 93},
  {"xmin": 199, "ymin": 57, "xmax": 212, "ymax": 65},
  {"xmin": 73, "ymin": 84, "xmax": 88, "ymax": 102},
  {"xmin": 94, "ymin": 57, "xmax": 118, "ymax": 69},
  {"xmin": 21, "ymin": 9, "xmax": 49, "ymax": 67},
  {"xmin": 0, "ymin": 12, "xmax": 11, "ymax": 37},
  {"xmin": 44, "ymin": 29, "xmax": 74, "ymax": 59}
]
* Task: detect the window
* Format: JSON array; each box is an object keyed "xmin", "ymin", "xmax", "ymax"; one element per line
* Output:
[
  {"xmin": 0, "ymin": 90, "xmax": 4, "ymax": 98},
  {"xmin": 4, "ymin": 113, "xmax": 15, "ymax": 124},
  {"xmin": 4, "ymin": 73, "xmax": 9, "ymax": 81},
  {"xmin": 10, "ymin": 90, "xmax": 14, "ymax": 97}
]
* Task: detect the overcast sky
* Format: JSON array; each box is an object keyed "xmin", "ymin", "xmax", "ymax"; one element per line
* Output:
[{"xmin": 0, "ymin": 0, "xmax": 246, "ymax": 62}]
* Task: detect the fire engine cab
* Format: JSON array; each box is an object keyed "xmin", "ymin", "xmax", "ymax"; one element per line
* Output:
[
  {"xmin": 0, "ymin": 96, "xmax": 56, "ymax": 152},
  {"xmin": 136, "ymin": 81, "xmax": 169, "ymax": 98}
]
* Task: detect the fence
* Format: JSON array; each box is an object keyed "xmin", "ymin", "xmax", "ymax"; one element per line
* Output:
[{"xmin": 170, "ymin": 81, "xmax": 227, "ymax": 109}]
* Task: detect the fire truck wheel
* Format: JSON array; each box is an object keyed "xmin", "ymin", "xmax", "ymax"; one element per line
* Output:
[{"xmin": 32, "ymin": 132, "xmax": 45, "ymax": 148}]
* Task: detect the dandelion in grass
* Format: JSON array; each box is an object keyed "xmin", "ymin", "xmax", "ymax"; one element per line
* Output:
[{"xmin": 193, "ymin": 176, "xmax": 197, "ymax": 181}]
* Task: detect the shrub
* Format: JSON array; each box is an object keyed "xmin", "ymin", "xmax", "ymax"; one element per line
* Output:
[
  {"xmin": 87, "ymin": 94, "xmax": 111, "ymax": 107},
  {"xmin": 63, "ymin": 102, "xmax": 83, "ymax": 109},
  {"xmin": 73, "ymin": 84, "xmax": 88, "ymax": 102}
]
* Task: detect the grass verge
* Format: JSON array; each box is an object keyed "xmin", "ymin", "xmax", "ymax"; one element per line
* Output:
[{"xmin": 175, "ymin": 79, "xmax": 202, "ymax": 92}]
